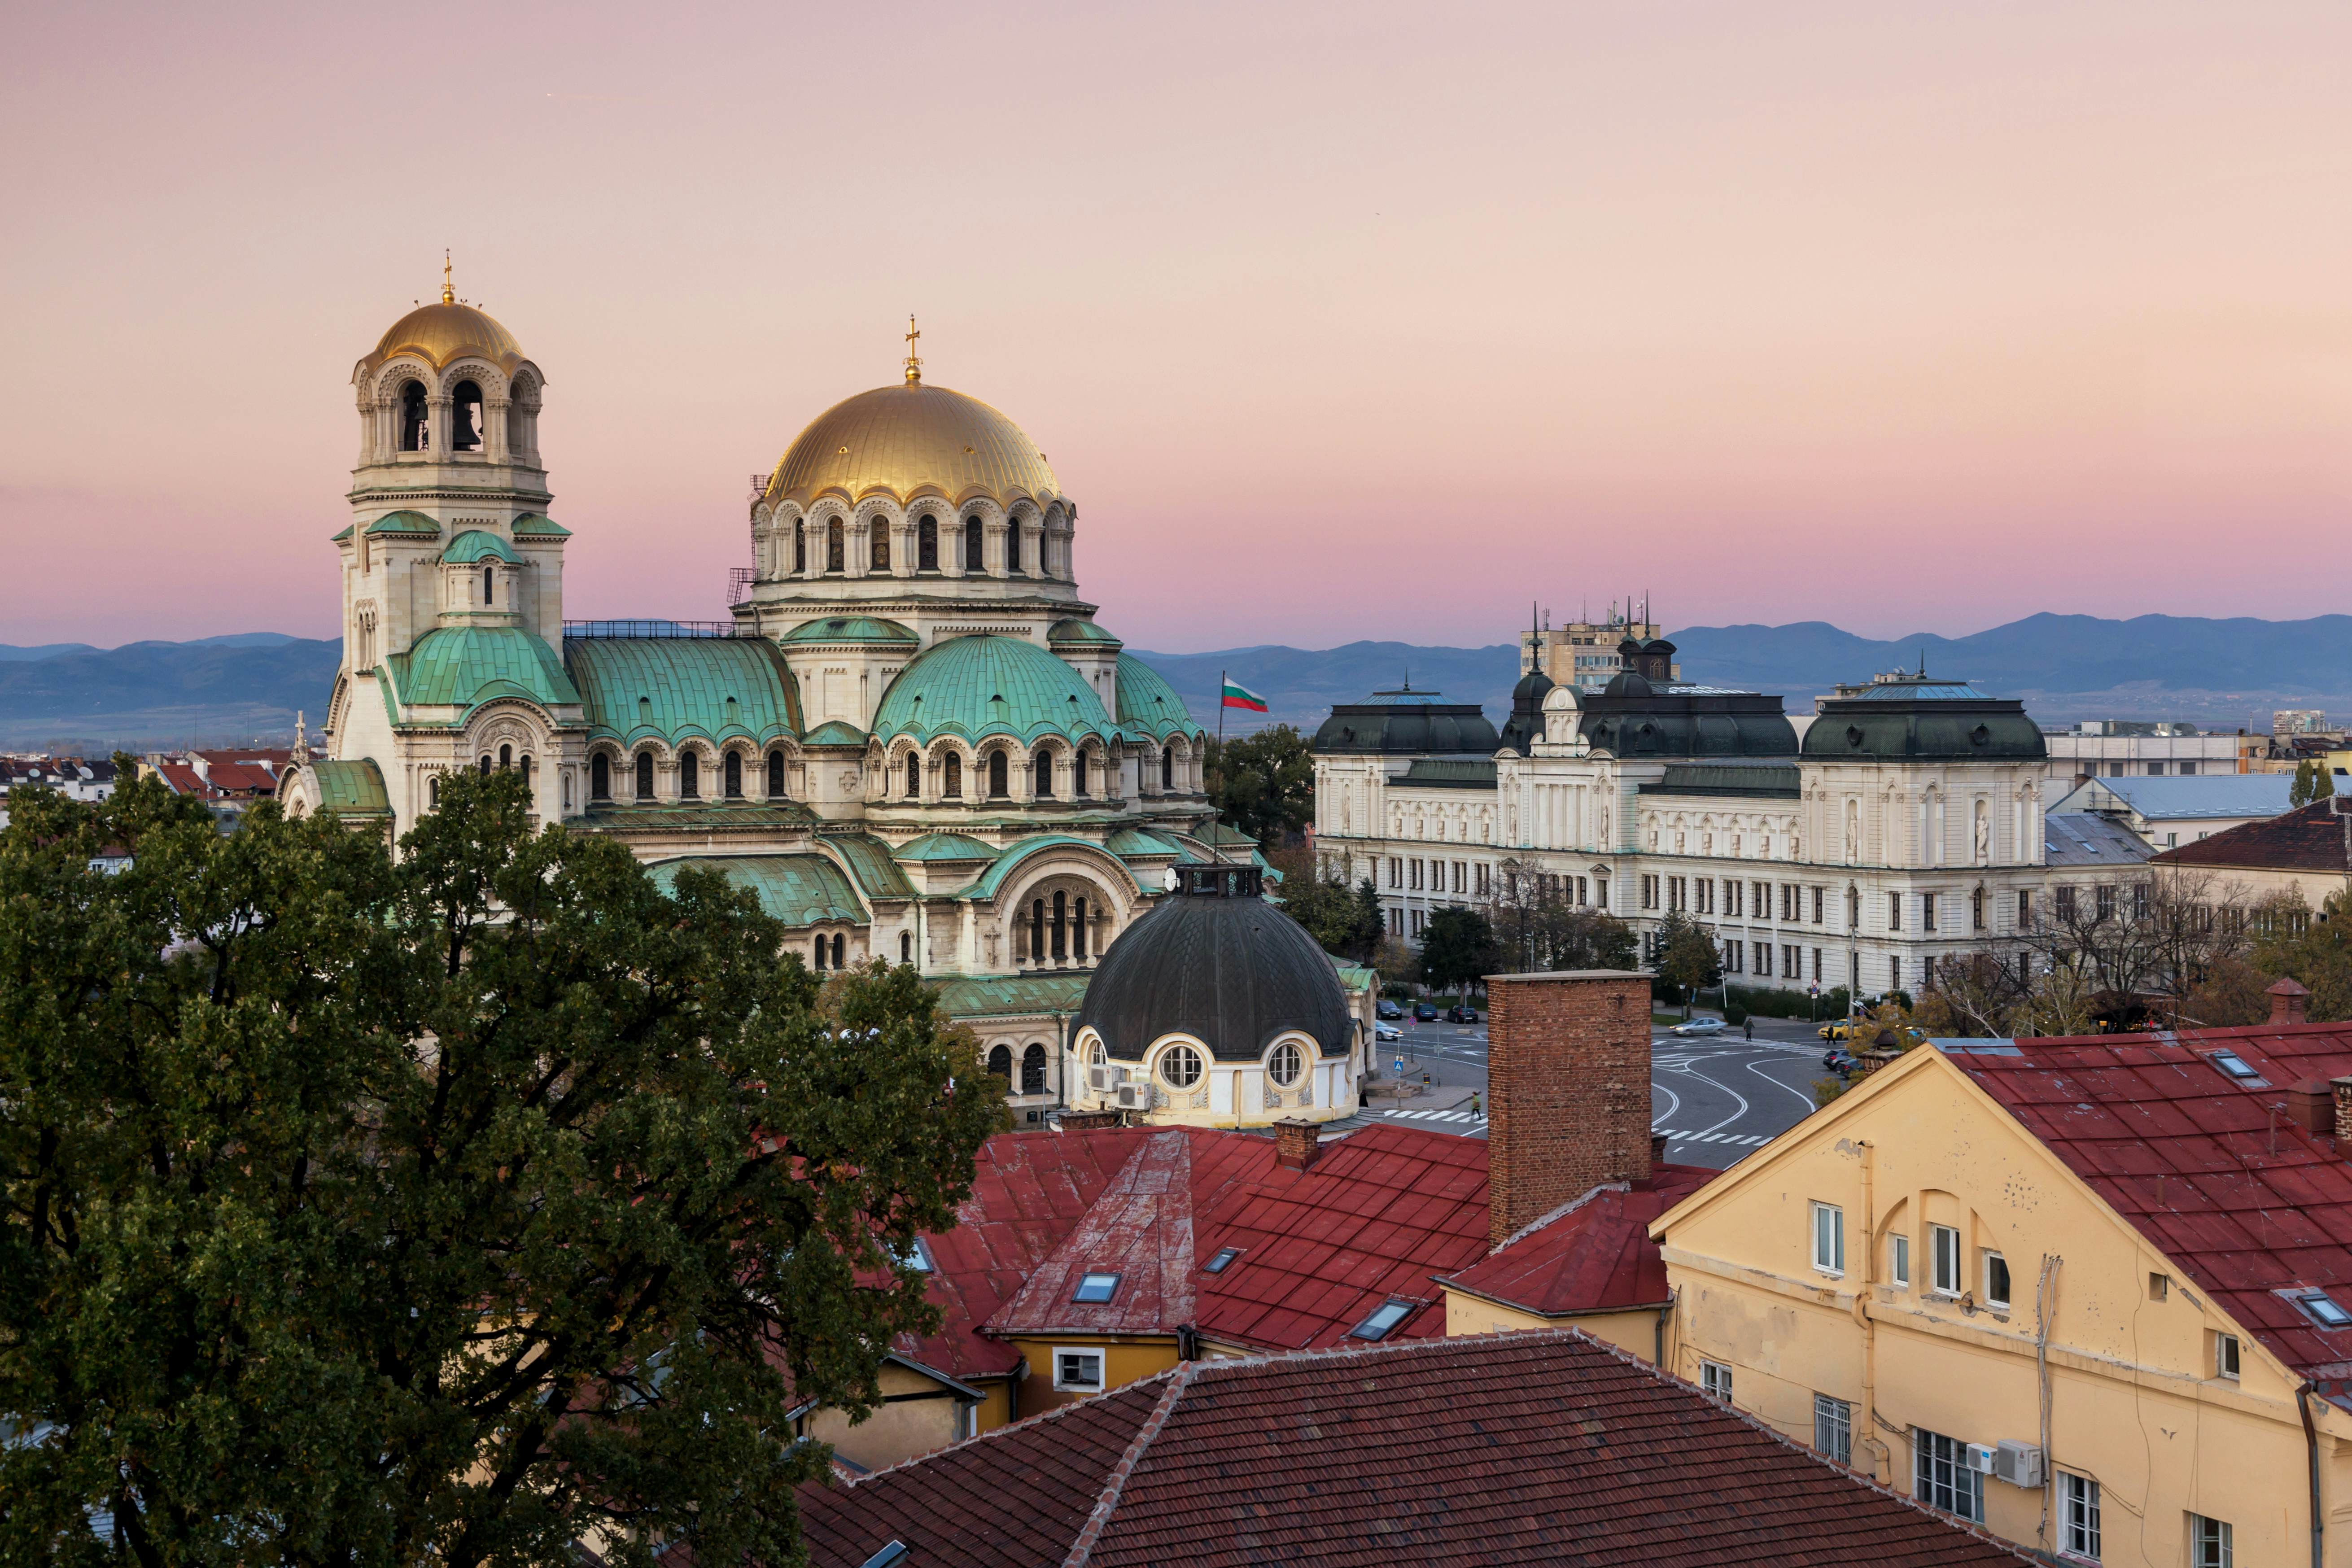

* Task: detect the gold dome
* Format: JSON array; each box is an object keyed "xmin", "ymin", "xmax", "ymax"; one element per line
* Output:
[
  {"xmin": 764, "ymin": 382, "xmax": 1062, "ymax": 509},
  {"xmin": 363, "ymin": 301, "xmax": 525, "ymax": 374}
]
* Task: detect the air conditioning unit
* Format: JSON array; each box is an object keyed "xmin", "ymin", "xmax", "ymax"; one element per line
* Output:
[
  {"xmin": 1991, "ymin": 1440, "xmax": 2046, "ymax": 1489},
  {"xmin": 1086, "ymin": 1065, "xmax": 1117, "ymax": 1094},
  {"xmin": 1112, "ymin": 1083, "xmax": 1150, "ymax": 1111},
  {"xmin": 1964, "ymin": 1443, "xmax": 1996, "ymax": 1476}
]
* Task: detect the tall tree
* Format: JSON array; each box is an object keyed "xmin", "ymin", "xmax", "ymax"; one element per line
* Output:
[
  {"xmin": 1654, "ymin": 910, "xmax": 1722, "ymax": 1014},
  {"xmin": 1277, "ymin": 873, "xmax": 1384, "ymax": 965},
  {"xmin": 1417, "ymin": 905, "xmax": 1500, "ymax": 998},
  {"xmin": 0, "ymin": 768, "xmax": 1003, "ymax": 1568},
  {"xmin": 1204, "ymin": 725, "xmax": 1315, "ymax": 847}
]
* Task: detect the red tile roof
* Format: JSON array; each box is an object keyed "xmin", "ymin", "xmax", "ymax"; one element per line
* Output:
[
  {"xmin": 2151, "ymin": 795, "xmax": 2352, "ymax": 873},
  {"xmin": 1952, "ymin": 1036, "xmax": 2352, "ymax": 1376},
  {"xmin": 202, "ymin": 761, "xmax": 281, "ymax": 795},
  {"xmin": 152, "ymin": 764, "xmax": 215, "ymax": 798},
  {"xmin": 986, "ymin": 1130, "xmax": 1211, "ymax": 1337},
  {"xmin": 1438, "ymin": 1163, "xmax": 1716, "ymax": 1317},
  {"xmin": 795, "ymin": 1331, "xmax": 2033, "ymax": 1568}
]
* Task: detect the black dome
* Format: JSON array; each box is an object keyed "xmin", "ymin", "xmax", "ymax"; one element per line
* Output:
[
  {"xmin": 1076, "ymin": 864, "xmax": 1353, "ymax": 1063},
  {"xmin": 1311, "ymin": 687, "xmax": 1499, "ymax": 756},
  {"xmin": 1499, "ymin": 669, "xmax": 1555, "ymax": 755}
]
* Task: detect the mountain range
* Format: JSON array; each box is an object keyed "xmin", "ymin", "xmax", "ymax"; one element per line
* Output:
[{"xmin": 2, "ymin": 614, "xmax": 2340, "ymax": 752}]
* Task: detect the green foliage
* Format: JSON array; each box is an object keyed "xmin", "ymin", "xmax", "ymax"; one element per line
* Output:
[
  {"xmin": 1204, "ymin": 725, "xmax": 1314, "ymax": 846},
  {"xmin": 2291, "ymin": 759, "xmax": 2337, "ymax": 808},
  {"xmin": 1417, "ymin": 905, "xmax": 1500, "ymax": 996},
  {"xmin": 2251, "ymin": 888, "xmax": 2352, "ymax": 1022},
  {"xmin": 1489, "ymin": 862, "xmax": 1638, "ymax": 973},
  {"xmin": 0, "ymin": 767, "xmax": 1003, "ymax": 1568},
  {"xmin": 1280, "ymin": 874, "xmax": 1385, "ymax": 964},
  {"xmin": 1723, "ymin": 983, "xmax": 1843, "ymax": 1021},
  {"xmin": 1653, "ymin": 910, "xmax": 1722, "ymax": 1007}
]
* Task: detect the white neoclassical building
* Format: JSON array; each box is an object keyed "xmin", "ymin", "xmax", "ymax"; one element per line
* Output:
[
  {"xmin": 1313, "ymin": 637, "xmax": 2058, "ymax": 1000},
  {"xmin": 280, "ymin": 283, "xmax": 1330, "ymax": 1118}
]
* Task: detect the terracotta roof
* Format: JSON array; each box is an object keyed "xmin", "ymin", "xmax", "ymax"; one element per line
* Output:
[
  {"xmin": 2150, "ymin": 795, "xmax": 2352, "ymax": 873},
  {"xmin": 1951, "ymin": 1035, "xmax": 2352, "ymax": 1378},
  {"xmin": 985, "ymin": 1130, "xmax": 1215, "ymax": 1337},
  {"xmin": 795, "ymin": 1331, "xmax": 2034, "ymax": 1568},
  {"xmin": 152, "ymin": 764, "xmax": 216, "ymax": 798},
  {"xmin": 1438, "ymin": 1164, "xmax": 1716, "ymax": 1317},
  {"xmin": 202, "ymin": 761, "xmax": 281, "ymax": 795}
]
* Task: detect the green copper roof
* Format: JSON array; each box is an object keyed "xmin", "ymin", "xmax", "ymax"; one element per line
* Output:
[
  {"xmin": 564, "ymin": 637, "xmax": 801, "ymax": 746},
  {"xmin": 1114, "ymin": 653, "xmax": 1202, "ymax": 741},
  {"xmin": 1334, "ymin": 963, "xmax": 1378, "ymax": 993},
  {"xmin": 931, "ymin": 971, "xmax": 1093, "ymax": 1022},
  {"xmin": 824, "ymin": 835, "xmax": 917, "ymax": 899},
  {"xmin": 331, "ymin": 524, "xmax": 354, "ymax": 542},
  {"xmin": 511, "ymin": 513, "xmax": 570, "ymax": 537},
  {"xmin": 802, "ymin": 720, "xmax": 869, "ymax": 747},
  {"xmin": 303, "ymin": 758, "xmax": 390, "ymax": 816},
  {"xmin": 893, "ymin": 831, "xmax": 1000, "ymax": 862},
  {"xmin": 647, "ymin": 854, "xmax": 865, "ymax": 927},
  {"xmin": 577, "ymin": 800, "xmax": 818, "ymax": 832},
  {"xmin": 870, "ymin": 633, "xmax": 1119, "ymax": 748},
  {"xmin": 1106, "ymin": 826, "xmax": 1185, "ymax": 860},
  {"xmin": 1047, "ymin": 618, "xmax": 1123, "ymax": 646},
  {"xmin": 385, "ymin": 626, "xmax": 580, "ymax": 716},
  {"xmin": 778, "ymin": 615, "xmax": 918, "ymax": 645},
  {"xmin": 366, "ymin": 509, "xmax": 441, "ymax": 536},
  {"xmin": 960, "ymin": 834, "xmax": 1143, "ymax": 900},
  {"xmin": 442, "ymin": 529, "xmax": 520, "ymax": 564}
]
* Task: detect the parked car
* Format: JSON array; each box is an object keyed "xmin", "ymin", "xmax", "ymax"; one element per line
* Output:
[
  {"xmin": 1669, "ymin": 1017, "xmax": 1729, "ymax": 1037},
  {"xmin": 1376, "ymin": 999, "xmax": 1404, "ymax": 1020},
  {"xmin": 1821, "ymin": 1048, "xmax": 1860, "ymax": 1076},
  {"xmin": 1412, "ymin": 1002, "xmax": 1441, "ymax": 1022},
  {"xmin": 1446, "ymin": 1004, "xmax": 1482, "ymax": 1024},
  {"xmin": 1374, "ymin": 1022, "xmax": 1403, "ymax": 1044}
]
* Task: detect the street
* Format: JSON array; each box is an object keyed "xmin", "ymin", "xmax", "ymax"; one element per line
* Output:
[{"xmin": 1367, "ymin": 1011, "xmax": 1831, "ymax": 1170}]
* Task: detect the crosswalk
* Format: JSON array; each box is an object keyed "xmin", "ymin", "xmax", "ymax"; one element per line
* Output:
[
  {"xmin": 1373, "ymin": 1109, "xmax": 1776, "ymax": 1146},
  {"xmin": 1654, "ymin": 1128, "xmax": 1775, "ymax": 1147},
  {"xmin": 1381, "ymin": 1107, "xmax": 1487, "ymax": 1126}
]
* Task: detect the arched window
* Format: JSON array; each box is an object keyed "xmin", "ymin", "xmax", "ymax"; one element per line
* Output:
[
  {"xmin": 826, "ymin": 519, "xmax": 844, "ymax": 573},
  {"xmin": 1052, "ymin": 890, "xmax": 1067, "ymax": 959},
  {"xmin": 1006, "ymin": 521, "xmax": 1022, "ymax": 574},
  {"xmin": 963, "ymin": 516, "xmax": 983, "ymax": 571},
  {"xmin": 813, "ymin": 935, "xmax": 827, "ymax": 970},
  {"xmin": 724, "ymin": 750, "xmax": 742, "ymax": 799},
  {"xmin": 831, "ymin": 933, "xmax": 844, "ymax": 969},
  {"xmin": 1073, "ymin": 748, "xmax": 1090, "ymax": 797},
  {"xmin": 483, "ymin": 567, "xmax": 495, "ymax": 605},
  {"xmin": 1031, "ymin": 899, "xmax": 1045, "ymax": 961},
  {"xmin": 679, "ymin": 752, "xmax": 699, "ymax": 799},
  {"xmin": 986, "ymin": 1044, "xmax": 1012, "ymax": 1081},
  {"xmin": 988, "ymin": 749, "xmax": 1008, "ymax": 798},
  {"xmin": 1021, "ymin": 1044, "xmax": 1046, "ymax": 1094},
  {"xmin": 793, "ymin": 520, "xmax": 806, "ymax": 574},
  {"xmin": 767, "ymin": 750, "xmax": 785, "ymax": 799},
  {"xmin": 635, "ymin": 751, "xmax": 655, "ymax": 801},
  {"xmin": 943, "ymin": 751, "xmax": 962, "ymax": 799},
  {"xmin": 479, "ymin": 755, "xmax": 492, "ymax": 775},
  {"xmin": 450, "ymin": 380, "xmax": 484, "ymax": 453},
  {"xmin": 498, "ymin": 743, "xmax": 512, "ymax": 769},
  {"xmin": 904, "ymin": 752, "xmax": 920, "ymax": 799},
  {"xmin": 1268, "ymin": 1041, "xmax": 1303, "ymax": 1088},
  {"xmin": 398, "ymin": 380, "xmax": 428, "ymax": 450},
  {"xmin": 1033, "ymin": 747, "xmax": 1053, "ymax": 799},
  {"xmin": 591, "ymin": 753, "xmax": 611, "ymax": 801},
  {"xmin": 1161, "ymin": 744, "xmax": 1174, "ymax": 791},
  {"xmin": 918, "ymin": 515, "xmax": 938, "ymax": 571},
  {"xmin": 901, "ymin": 930, "xmax": 913, "ymax": 964},
  {"xmin": 428, "ymin": 774, "xmax": 440, "ymax": 807},
  {"xmin": 870, "ymin": 525, "xmax": 890, "ymax": 572},
  {"xmin": 1158, "ymin": 1043, "xmax": 1203, "ymax": 1089},
  {"xmin": 1074, "ymin": 896, "xmax": 1088, "ymax": 960}
]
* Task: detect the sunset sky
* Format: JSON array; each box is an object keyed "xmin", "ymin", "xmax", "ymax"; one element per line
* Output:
[{"xmin": 4, "ymin": 1, "xmax": 2348, "ymax": 651}]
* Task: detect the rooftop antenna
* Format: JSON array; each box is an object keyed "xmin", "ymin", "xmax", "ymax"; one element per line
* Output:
[
  {"xmin": 903, "ymin": 314, "xmax": 923, "ymax": 384},
  {"xmin": 441, "ymin": 249, "xmax": 455, "ymax": 306}
]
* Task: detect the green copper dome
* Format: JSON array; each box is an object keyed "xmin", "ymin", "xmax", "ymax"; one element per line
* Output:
[
  {"xmin": 441, "ymin": 529, "xmax": 519, "ymax": 564},
  {"xmin": 1048, "ymin": 618, "xmax": 1124, "ymax": 646},
  {"xmin": 777, "ymin": 615, "xmax": 918, "ymax": 646},
  {"xmin": 870, "ymin": 633, "xmax": 1119, "ymax": 747},
  {"xmin": 1114, "ymin": 653, "xmax": 1202, "ymax": 742}
]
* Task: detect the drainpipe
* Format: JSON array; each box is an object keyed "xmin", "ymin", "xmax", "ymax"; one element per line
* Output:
[
  {"xmin": 1854, "ymin": 1139, "xmax": 1884, "ymax": 1482},
  {"xmin": 2299, "ymin": 1380, "xmax": 2324, "ymax": 1568},
  {"xmin": 1654, "ymin": 1287, "xmax": 1676, "ymax": 1370}
]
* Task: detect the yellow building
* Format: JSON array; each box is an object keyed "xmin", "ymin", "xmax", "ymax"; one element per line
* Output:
[{"xmin": 1649, "ymin": 1016, "xmax": 2352, "ymax": 1566}]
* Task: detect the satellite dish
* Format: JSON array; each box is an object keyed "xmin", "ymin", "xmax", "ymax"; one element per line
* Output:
[{"xmin": 1162, "ymin": 865, "xmax": 1181, "ymax": 892}]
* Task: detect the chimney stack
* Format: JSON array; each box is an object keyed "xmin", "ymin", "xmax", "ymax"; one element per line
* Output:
[
  {"xmin": 1272, "ymin": 1117, "xmax": 1323, "ymax": 1172},
  {"xmin": 1485, "ymin": 969, "xmax": 1653, "ymax": 1249},
  {"xmin": 2269, "ymin": 977, "xmax": 2311, "ymax": 1026},
  {"xmin": 2285, "ymin": 1079, "xmax": 2335, "ymax": 1139}
]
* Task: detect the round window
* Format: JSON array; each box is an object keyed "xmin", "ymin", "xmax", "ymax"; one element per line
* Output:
[
  {"xmin": 1268, "ymin": 1041, "xmax": 1303, "ymax": 1088},
  {"xmin": 1159, "ymin": 1043, "xmax": 1204, "ymax": 1089}
]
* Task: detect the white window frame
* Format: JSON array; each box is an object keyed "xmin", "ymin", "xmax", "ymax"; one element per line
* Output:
[
  {"xmin": 2215, "ymin": 1332, "xmax": 2241, "ymax": 1380},
  {"xmin": 1813, "ymin": 1393, "xmax": 1853, "ymax": 1465},
  {"xmin": 1890, "ymin": 1233, "xmax": 1911, "ymax": 1288},
  {"xmin": 2190, "ymin": 1514, "xmax": 2233, "ymax": 1568},
  {"xmin": 1699, "ymin": 1359, "xmax": 1733, "ymax": 1403},
  {"xmin": 1811, "ymin": 1202, "xmax": 1845, "ymax": 1276},
  {"xmin": 1913, "ymin": 1427, "xmax": 1984, "ymax": 1522},
  {"xmin": 1930, "ymin": 1223, "xmax": 1962, "ymax": 1296},
  {"xmin": 1051, "ymin": 1346, "xmax": 1106, "ymax": 1393},
  {"xmin": 2058, "ymin": 1471, "xmax": 2101, "ymax": 1561},
  {"xmin": 1983, "ymin": 1249, "xmax": 2011, "ymax": 1310}
]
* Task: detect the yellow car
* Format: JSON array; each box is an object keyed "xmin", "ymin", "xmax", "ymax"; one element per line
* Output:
[{"xmin": 1817, "ymin": 1022, "xmax": 1856, "ymax": 1042}]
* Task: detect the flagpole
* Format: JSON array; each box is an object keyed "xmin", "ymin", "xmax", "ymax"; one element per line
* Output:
[{"xmin": 1217, "ymin": 668, "xmax": 1227, "ymax": 750}]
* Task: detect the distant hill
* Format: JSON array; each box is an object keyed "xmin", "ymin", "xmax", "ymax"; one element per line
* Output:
[{"xmin": 2, "ymin": 614, "xmax": 2340, "ymax": 752}]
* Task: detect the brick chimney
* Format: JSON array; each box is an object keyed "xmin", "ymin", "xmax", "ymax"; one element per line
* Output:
[
  {"xmin": 2333, "ymin": 1078, "xmax": 2352, "ymax": 1144},
  {"xmin": 2285, "ymin": 1079, "xmax": 2335, "ymax": 1139},
  {"xmin": 2269, "ymin": 977, "xmax": 2311, "ymax": 1026},
  {"xmin": 1272, "ymin": 1117, "xmax": 1323, "ymax": 1171},
  {"xmin": 1485, "ymin": 969, "xmax": 1652, "ymax": 1249}
]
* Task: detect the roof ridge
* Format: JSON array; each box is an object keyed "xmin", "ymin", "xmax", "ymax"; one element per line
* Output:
[
  {"xmin": 835, "ymin": 1363, "xmax": 1183, "ymax": 1490},
  {"xmin": 1060, "ymin": 1359, "xmax": 1199, "ymax": 1568},
  {"xmin": 1486, "ymin": 1179, "xmax": 1626, "ymax": 1254}
]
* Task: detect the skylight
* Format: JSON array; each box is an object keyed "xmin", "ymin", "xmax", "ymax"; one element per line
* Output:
[
  {"xmin": 2299, "ymin": 1291, "xmax": 2352, "ymax": 1328},
  {"xmin": 2208, "ymin": 1050, "xmax": 2261, "ymax": 1081},
  {"xmin": 1203, "ymin": 1247, "xmax": 1241, "ymax": 1275},
  {"xmin": 1349, "ymin": 1300, "xmax": 1416, "ymax": 1341},
  {"xmin": 1072, "ymin": 1271, "xmax": 1121, "ymax": 1304},
  {"xmin": 896, "ymin": 1237, "xmax": 934, "ymax": 1274}
]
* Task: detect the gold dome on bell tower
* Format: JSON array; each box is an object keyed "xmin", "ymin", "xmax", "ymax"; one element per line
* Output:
[{"xmin": 358, "ymin": 253, "xmax": 527, "ymax": 376}]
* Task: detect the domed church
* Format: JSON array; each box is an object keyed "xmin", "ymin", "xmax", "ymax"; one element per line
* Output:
[{"xmin": 280, "ymin": 281, "xmax": 1357, "ymax": 1118}]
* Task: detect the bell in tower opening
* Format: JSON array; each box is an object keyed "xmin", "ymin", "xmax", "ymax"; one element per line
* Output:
[{"xmin": 451, "ymin": 379, "xmax": 484, "ymax": 453}]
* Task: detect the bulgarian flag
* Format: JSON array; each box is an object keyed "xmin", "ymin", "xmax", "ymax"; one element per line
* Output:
[{"xmin": 1220, "ymin": 676, "xmax": 1269, "ymax": 714}]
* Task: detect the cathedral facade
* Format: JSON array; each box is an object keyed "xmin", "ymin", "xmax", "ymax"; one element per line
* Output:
[{"xmin": 280, "ymin": 285, "xmax": 1248, "ymax": 1115}]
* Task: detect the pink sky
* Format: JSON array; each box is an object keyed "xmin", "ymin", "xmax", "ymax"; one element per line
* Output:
[{"xmin": 4, "ymin": 1, "xmax": 2348, "ymax": 651}]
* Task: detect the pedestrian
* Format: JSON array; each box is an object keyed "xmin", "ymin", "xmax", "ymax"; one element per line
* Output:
[
  {"xmin": 1743, "ymin": 1017, "xmax": 1753, "ymax": 1041},
  {"xmin": 1468, "ymin": 1091, "xmax": 1482, "ymax": 1119}
]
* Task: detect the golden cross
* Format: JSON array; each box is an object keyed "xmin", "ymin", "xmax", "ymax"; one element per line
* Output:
[
  {"xmin": 904, "ymin": 314, "xmax": 922, "ymax": 384},
  {"xmin": 442, "ymin": 249, "xmax": 455, "ymax": 305}
]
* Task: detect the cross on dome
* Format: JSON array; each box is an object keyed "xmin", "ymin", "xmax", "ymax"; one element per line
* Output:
[{"xmin": 904, "ymin": 314, "xmax": 923, "ymax": 385}]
